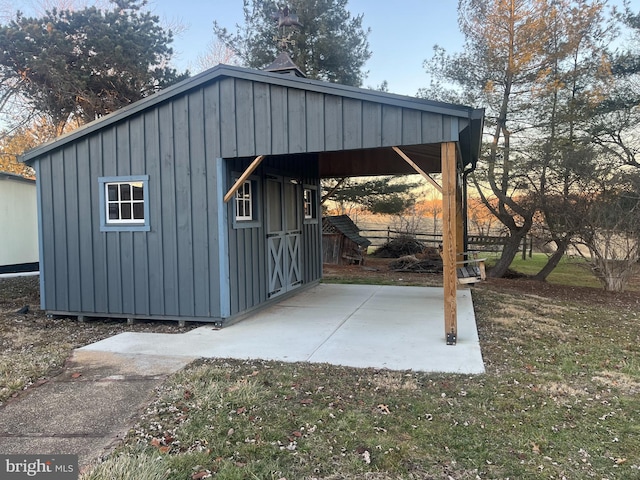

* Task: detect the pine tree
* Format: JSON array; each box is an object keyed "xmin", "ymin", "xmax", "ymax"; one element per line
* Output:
[
  {"xmin": 0, "ymin": 0, "xmax": 187, "ymax": 133},
  {"xmin": 213, "ymin": 0, "xmax": 371, "ymax": 86}
]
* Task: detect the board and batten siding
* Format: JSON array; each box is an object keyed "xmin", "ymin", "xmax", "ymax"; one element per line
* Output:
[
  {"xmin": 212, "ymin": 77, "xmax": 462, "ymax": 158},
  {"xmin": 35, "ymin": 94, "xmax": 225, "ymax": 321}
]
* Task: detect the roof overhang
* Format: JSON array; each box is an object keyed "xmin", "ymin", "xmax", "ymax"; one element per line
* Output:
[
  {"xmin": 319, "ymin": 145, "xmax": 442, "ymax": 177},
  {"xmin": 0, "ymin": 171, "xmax": 36, "ymax": 184}
]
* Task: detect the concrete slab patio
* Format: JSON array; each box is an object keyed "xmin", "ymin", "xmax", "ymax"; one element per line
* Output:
[{"xmin": 80, "ymin": 284, "xmax": 485, "ymax": 374}]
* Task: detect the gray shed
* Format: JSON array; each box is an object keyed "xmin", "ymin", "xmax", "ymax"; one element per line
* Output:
[{"xmin": 23, "ymin": 64, "xmax": 482, "ymax": 339}]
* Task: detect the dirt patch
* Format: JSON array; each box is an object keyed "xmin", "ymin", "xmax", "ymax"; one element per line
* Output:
[
  {"xmin": 0, "ymin": 275, "xmax": 197, "ymax": 404},
  {"xmin": 323, "ymin": 256, "xmax": 443, "ymax": 286}
]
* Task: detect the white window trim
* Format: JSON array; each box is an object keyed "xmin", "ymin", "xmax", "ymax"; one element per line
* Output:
[
  {"xmin": 231, "ymin": 174, "xmax": 261, "ymax": 229},
  {"xmin": 303, "ymin": 184, "xmax": 318, "ymax": 224},
  {"xmin": 304, "ymin": 188, "xmax": 314, "ymax": 219},
  {"xmin": 235, "ymin": 180, "xmax": 253, "ymax": 221},
  {"xmin": 105, "ymin": 181, "xmax": 146, "ymax": 225},
  {"xmin": 99, "ymin": 175, "xmax": 150, "ymax": 232}
]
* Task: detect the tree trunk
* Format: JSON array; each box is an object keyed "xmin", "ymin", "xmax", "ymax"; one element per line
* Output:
[
  {"xmin": 595, "ymin": 259, "xmax": 636, "ymax": 292},
  {"xmin": 603, "ymin": 275, "xmax": 626, "ymax": 292},
  {"xmin": 532, "ymin": 238, "xmax": 570, "ymax": 281},
  {"xmin": 489, "ymin": 232, "xmax": 526, "ymax": 278}
]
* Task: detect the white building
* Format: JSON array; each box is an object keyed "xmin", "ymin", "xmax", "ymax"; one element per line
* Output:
[{"xmin": 0, "ymin": 172, "xmax": 39, "ymax": 273}]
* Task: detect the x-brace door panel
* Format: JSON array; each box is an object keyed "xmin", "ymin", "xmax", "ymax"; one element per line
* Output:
[{"xmin": 266, "ymin": 176, "xmax": 302, "ymax": 298}]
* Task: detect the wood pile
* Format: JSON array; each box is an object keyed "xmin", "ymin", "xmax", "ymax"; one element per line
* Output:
[{"xmin": 389, "ymin": 254, "xmax": 443, "ymax": 273}]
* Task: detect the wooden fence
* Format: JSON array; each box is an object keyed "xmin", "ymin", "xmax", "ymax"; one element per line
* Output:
[{"xmin": 359, "ymin": 227, "xmax": 533, "ymax": 258}]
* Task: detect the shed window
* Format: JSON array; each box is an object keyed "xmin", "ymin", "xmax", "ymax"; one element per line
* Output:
[
  {"xmin": 99, "ymin": 175, "xmax": 150, "ymax": 232},
  {"xmin": 235, "ymin": 180, "xmax": 253, "ymax": 221},
  {"xmin": 303, "ymin": 185, "xmax": 318, "ymax": 224},
  {"xmin": 304, "ymin": 188, "xmax": 314, "ymax": 219},
  {"xmin": 106, "ymin": 182, "xmax": 145, "ymax": 223}
]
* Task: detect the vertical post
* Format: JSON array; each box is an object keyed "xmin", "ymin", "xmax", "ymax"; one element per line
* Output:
[
  {"xmin": 456, "ymin": 174, "xmax": 465, "ymax": 263},
  {"xmin": 522, "ymin": 235, "xmax": 527, "ymax": 260},
  {"xmin": 529, "ymin": 235, "xmax": 533, "ymax": 258},
  {"xmin": 442, "ymin": 142, "xmax": 458, "ymax": 345}
]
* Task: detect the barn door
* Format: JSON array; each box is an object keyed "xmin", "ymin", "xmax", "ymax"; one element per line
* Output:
[{"xmin": 266, "ymin": 176, "xmax": 302, "ymax": 298}]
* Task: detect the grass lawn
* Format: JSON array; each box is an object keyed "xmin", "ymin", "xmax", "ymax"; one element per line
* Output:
[
  {"xmin": 80, "ymin": 264, "xmax": 640, "ymax": 479},
  {"xmin": 500, "ymin": 253, "xmax": 604, "ymax": 289}
]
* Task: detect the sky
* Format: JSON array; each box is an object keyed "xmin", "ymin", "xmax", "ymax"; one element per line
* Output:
[
  {"xmin": 148, "ymin": 0, "xmax": 465, "ymax": 97},
  {"xmin": 7, "ymin": 0, "xmax": 632, "ymax": 97}
]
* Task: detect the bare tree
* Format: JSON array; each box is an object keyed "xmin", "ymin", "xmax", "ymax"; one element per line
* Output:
[
  {"xmin": 194, "ymin": 39, "xmax": 240, "ymax": 73},
  {"xmin": 574, "ymin": 173, "xmax": 640, "ymax": 291}
]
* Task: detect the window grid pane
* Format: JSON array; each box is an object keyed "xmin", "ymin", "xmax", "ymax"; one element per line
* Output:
[
  {"xmin": 105, "ymin": 181, "xmax": 145, "ymax": 224},
  {"xmin": 120, "ymin": 184, "xmax": 131, "ymax": 201},
  {"xmin": 107, "ymin": 184, "xmax": 118, "ymax": 201},
  {"xmin": 132, "ymin": 185, "xmax": 144, "ymax": 200},
  {"xmin": 235, "ymin": 180, "xmax": 253, "ymax": 221},
  {"xmin": 304, "ymin": 188, "xmax": 314, "ymax": 219}
]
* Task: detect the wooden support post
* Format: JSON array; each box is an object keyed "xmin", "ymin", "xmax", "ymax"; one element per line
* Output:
[
  {"xmin": 223, "ymin": 155, "xmax": 265, "ymax": 203},
  {"xmin": 442, "ymin": 142, "xmax": 458, "ymax": 345}
]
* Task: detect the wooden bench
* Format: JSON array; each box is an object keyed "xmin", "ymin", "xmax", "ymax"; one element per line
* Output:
[
  {"xmin": 456, "ymin": 252, "xmax": 487, "ymax": 285},
  {"xmin": 438, "ymin": 249, "xmax": 487, "ymax": 285}
]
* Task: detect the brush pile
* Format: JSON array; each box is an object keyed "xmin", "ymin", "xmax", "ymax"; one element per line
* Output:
[
  {"xmin": 373, "ymin": 235, "xmax": 428, "ymax": 258},
  {"xmin": 388, "ymin": 247, "xmax": 443, "ymax": 273}
]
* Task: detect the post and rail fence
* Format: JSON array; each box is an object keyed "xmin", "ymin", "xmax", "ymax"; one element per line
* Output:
[{"xmin": 359, "ymin": 227, "xmax": 533, "ymax": 259}]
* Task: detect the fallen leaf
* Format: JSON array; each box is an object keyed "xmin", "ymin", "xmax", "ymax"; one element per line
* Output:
[
  {"xmin": 531, "ymin": 442, "xmax": 541, "ymax": 455},
  {"xmin": 300, "ymin": 398, "xmax": 313, "ymax": 405},
  {"xmin": 292, "ymin": 431, "xmax": 302, "ymax": 438},
  {"xmin": 615, "ymin": 458, "xmax": 627, "ymax": 465},
  {"xmin": 184, "ymin": 389, "xmax": 193, "ymax": 400},
  {"xmin": 158, "ymin": 446, "xmax": 170, "ymax": 454},
  {"xmin": 191, "ymin": 471, "xmax": 209, "ymax": 480},
  {"xmin": 71, "ymin": 372, "xmax": 82, "ymax": 379},
  {"xmin": 237, "ymin": 406, "xmax": 247, "ymax": 414},
  {"xmin": 150, "ymin": 438, "xmax": 162, "ymax": 447}
]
